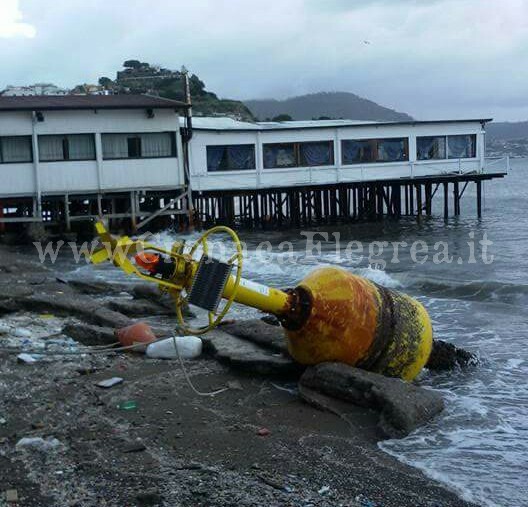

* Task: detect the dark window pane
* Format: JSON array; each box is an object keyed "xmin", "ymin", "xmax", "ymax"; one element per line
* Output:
[
  {"xmin": 299, "ymin": 141, "xmax": 333, "ymax": 166},
  {"xmin": 207, "ymin": 144, "xmax": 255, "ymax": 171},
  {"xmin": 102, "ymin": 134, "xmax": 128, "ymax": 159},
  {"xmin": 417, "ymin": 136, "xmax": 446, "ymax": 160},
  {"xmin": 341, "ymin": 140, "xmax": 375, "ymax": 164},
  {"xmin": 141, "ymin": 132, "xmax": 174, "ymax": 157},
  {"xmin": 227, "ymin": 145, "xmax": 255, "ymax": 169},
  {"xmin": 448, "ymin": 134, "xmax": 476, "ymax": 159},
  {"xmin": 0, "ymin": 136, "xmax": 32, "ymax": 163},
  {"xmin": 66, "ymin": 134, "xmax": 95, "ymax": 160},
  {"xmin": 127, "ymin": 137, "xmax": 141, "ymax": 158},
  {"xmin": 263, "ymin": 143, "xmax": 296, "ymax": 168},
  {"xmin": 376, "ymin": 138, "xmax": 408, "ymax": 162},
  {"xmin": 38, "ymin": 135, "xmax": 65, "ymax": 161}
]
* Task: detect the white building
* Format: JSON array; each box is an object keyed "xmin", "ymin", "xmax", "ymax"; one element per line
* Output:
[
  {"xmin": 0, "ymin": 95, "xmax": 507, "ymax": 228},
  {"xmin": 0, "ymin": 94, "xmax": 187, "ymax": 227},
  {"xmin": 1, "ymin": 84, "xmax": 70, "ymax": 96},
  {"xmin": 187, "ymin": 117, "xmax": 491, "ymax": 192}
]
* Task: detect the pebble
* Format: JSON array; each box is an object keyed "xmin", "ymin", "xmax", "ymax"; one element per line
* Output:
[
  {"xmin": 13, "ymin": 328, "xmax": 32, "ymax": 338},
  {"xmin": 16, "ymin": 436, "xmax": 61, "ymax": 451},
  {"xmin": 318, "ymin": 485, "xmax": 330, "ymax": 495},
  {"xmin": 0, "ymin": 324, "xmax": 10, "ymax": 335},
  {"xmin": 96, "ymin": 377, "xmax": 124, "ymax": 388},
  {"xmin": 17, "ymin": 353, "xmax": 38, "ymax": 364},
  {"xmin": 5, "ymin": 489, "xmax": 18, "ymax": 503}
]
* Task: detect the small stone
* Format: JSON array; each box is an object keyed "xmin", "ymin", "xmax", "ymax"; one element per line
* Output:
[
  {"xmin": 13, "ymin": 328, "xmax": 32, "ymax": 338},
  {"xmin": 122, "ymin": 442, "xmax": 146, "ymax": 453},
  {"xmin": 227, "ymin": 380, "xmax": 243, "ymax": 391},
  {"xmin": 16, "ymin": 436, "xmax": 61, "ymax": 451},
  {"xmin": 17, "ymin": 353, "xmax": 38, "ymax": 364},
  {"xmin": 96, "ymin": 377, "xmax": 124, "ymax": 388},
  {"xmin": 5, "ymin": 489, "xmax": 18, "ymax": 502}
]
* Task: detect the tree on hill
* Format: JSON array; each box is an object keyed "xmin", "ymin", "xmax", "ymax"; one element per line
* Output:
[{"xmin": 272, "ymin": 114, "xmax": 293, "ymax": 121}]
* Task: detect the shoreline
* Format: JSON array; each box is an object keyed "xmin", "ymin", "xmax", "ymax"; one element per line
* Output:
[{"xmin": 0, "ymin": 243, "xmax": 478, "ymax": 507}]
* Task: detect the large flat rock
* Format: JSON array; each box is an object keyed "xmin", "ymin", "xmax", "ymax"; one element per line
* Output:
[
  {"xmin": 300, "ymin": 362, "xmax": 444, "ymax": 437},
  {"xmin": 219, "ymin": 319, "xmax": 289, "ymax": 354},
  {"xmin": 202, "ymin": 329, "xmax": 303, "ymax": 378}
]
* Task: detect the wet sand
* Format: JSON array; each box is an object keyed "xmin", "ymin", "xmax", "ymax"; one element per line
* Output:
[{"xmin": 0, "ymin": 243, "xmax": 478, "ymax": 507}]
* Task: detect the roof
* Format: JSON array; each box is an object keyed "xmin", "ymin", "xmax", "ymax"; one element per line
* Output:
[
  {"xmin": 187, "ymin": 117, "xmax": 493, "ymax": 132},
  {"xmin": 0, "ymin": 94, "xmax": 188, "ymax": 112}
]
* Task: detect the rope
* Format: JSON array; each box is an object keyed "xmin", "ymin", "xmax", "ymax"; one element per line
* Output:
[{"xmin": 171, "ymin": 334, "xmax": 228, "ymax": 397}]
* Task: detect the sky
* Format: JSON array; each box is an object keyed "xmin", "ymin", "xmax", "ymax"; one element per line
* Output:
[{"xmin": 1, "ymin": 0, "xmax": 527, "ymax": 121}]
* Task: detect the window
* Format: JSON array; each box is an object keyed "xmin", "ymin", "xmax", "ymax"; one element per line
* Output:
[
  {"xmin": 263, "ymin": 143, "xmax": 296, "ymax": 168},
  {"xmin": 416, "ymin": 134, "xmax": 476, "ymax": 160},
  {"xmin": 342, "ymin": 138, "xmax": 408, "ymax": 164},
  {"xmin": 207, "ymin": 144, "xmax": 255, "ymax": 171},
  {"xmin": 263, "ymin": 141, "xmax": 334, "ymax": 169},
  {"xmin": 448, "ymin": 134, "xmax": 476, "ymax": 159},
  {"xmin": 102, "ymin": 132, "xmax": 176, "ymax": 159},
  {"xmin": 38, "ymin": 134, "xmax": 95, "ymax": 162},
  {"xmin": 0, "ymin": 136, "xmax": 32, "ymax": 163},
  {"xmin": 417, "ymin": 136, "xmax": 446, "ymax": 160}
]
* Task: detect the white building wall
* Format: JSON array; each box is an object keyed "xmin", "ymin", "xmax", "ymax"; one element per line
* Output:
[
  {"xmin": 0, "ymin": 109, "xmax": 184, "ymax": 198},
  {"xmin": 189, "ymin": 121, "xmax": 485, "ymax": 192}
]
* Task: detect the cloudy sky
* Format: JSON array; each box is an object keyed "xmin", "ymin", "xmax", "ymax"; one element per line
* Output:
[{"xmin": 1, "ymin": 0, "xmax": 527, "ymax": 121}]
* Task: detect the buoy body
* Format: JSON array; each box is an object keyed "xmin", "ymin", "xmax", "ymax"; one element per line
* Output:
[{"xmin": 284, "ymin": 267, "xmax": 433, "ymax": 381}]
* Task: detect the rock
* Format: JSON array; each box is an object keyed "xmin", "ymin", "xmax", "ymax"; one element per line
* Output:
[
  {"xmin": 136, "ymin": 490, "xmax": 163, "ymax": 506},
  {"xmin": 5, "ymin": 489, "xmax": 18, "ymax": 503},
  {"xmin": 96, "ymin": 377, "xmax": 124, "ymax": 388},
  {"xmin": 17, "ymin": 353, "xmax": 38, "ymax": 364},
  {"xmin": 130, "ymin": 284, "xmax": 194, "ymax": 316},
  {"xmin": 202, "ymin": 329, "xmax": 303, "ymax": 378},
  {"xmin": 260, "ymin": 314, "xmax": 280, "ymax": 326},
  {"xmin": 299, "ymin": 362, "xmax": 444, "ymax": 437},
  {"xmin": 16, "ymin": 436, "xmax": 61, "ymax": 451},
  {"xmin": 57, "ymin": 278, "xmax": 120, "ymax": 295},
  {"xmin": 62, "ymin": 323, "xmax": 116, "ymax": 346},
  {"xmin": 13, "ymin": 328, "xmax": 32, "ymax": 338},
  {"xmin": 21, "ymin": 293, "xmax": 132, "ymax": 328},
  {"xmin": 427, "ymin": 340, "xmax": 478, "ymax": 371},
  {"xmin": 219, "ymin": 319, "xmax": 289, "ymax": 354},
  {"xmin": 107, "ymin": 298, "xmax": 172, "ymax": 317},
  {"xmin": 0, "ymin": 323, "xmax": 10, "ymax": 334}
]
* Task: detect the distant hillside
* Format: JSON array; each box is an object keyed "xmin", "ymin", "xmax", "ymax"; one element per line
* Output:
[
  {"xmin": 486, "ymin": 121, "xmax": 528, "ymax": 157},
  {"xmin": 95, "ymin": 60, "xmax": 255, "ymax": 121},
  {"xmin": 486, "ymin": 121, "xmax": 528, "ymax": 140},
  {"xmin": 244, "ymin": 92, "xmax": 413, "ymax": 122}
]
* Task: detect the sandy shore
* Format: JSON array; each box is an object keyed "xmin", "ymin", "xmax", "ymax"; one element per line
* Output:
[{"xmin": 0, "ymin": 242, "xmax": 478, "ymax": 507}]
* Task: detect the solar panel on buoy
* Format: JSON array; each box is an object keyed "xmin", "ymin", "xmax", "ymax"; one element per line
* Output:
[{"xmin": 187, "ymin": 256, "xmax": 233, "ymax": 312}]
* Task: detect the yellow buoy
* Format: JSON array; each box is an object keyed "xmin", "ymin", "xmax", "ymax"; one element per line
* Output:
[{"xmin": 282, "ymin": 267, "xmax": 433, "ymax": 381}]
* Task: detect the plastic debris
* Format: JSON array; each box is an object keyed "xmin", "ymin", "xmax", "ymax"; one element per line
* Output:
[
  {"xmin": 39, "ymin": 313, "xmax": 55, "ymax": 319},
  {"xmin": 318, "ymin": 486, "xmax": 330, "ymax": 495},
  {"xmin": 16, "ymin": 436, "xmax": 61, "ymax": 451},
  {"xmin": 5, "ymin": 489, "xmax": 18, "ymax": 503},
  {"xmin": 115, "ymin": 322, "xmax": 156, "ymax": 349},
  {"xmin": 96, "ymin": 377, "xmax": 124, "ymax": 388},
  {"xmin": 17, "ymin": 353, "xmax": 38, "ymax": 364},
  {"xmin": 146, "ymin": 336, "xmax": 202, "ymax": 359},
  {"xmin": 256, "ymin": 427, "xmax": 270, "ymax": 437},
  {"xmin": 117, "ymin": 400, "xmax": 137, "ymax": 411}
]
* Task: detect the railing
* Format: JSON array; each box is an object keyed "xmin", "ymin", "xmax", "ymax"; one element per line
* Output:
[{"xmin": 484, "ymin": 156, "xmax": 510, "ymax": 174}]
